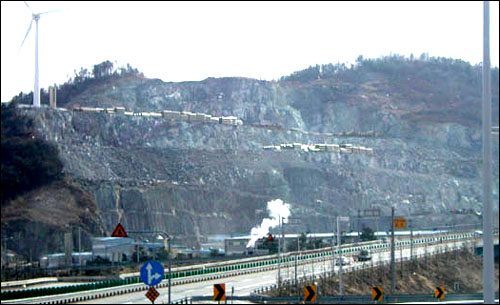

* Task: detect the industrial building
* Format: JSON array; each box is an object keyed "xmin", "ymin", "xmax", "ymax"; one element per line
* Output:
[
  {"xmin": 39, "ymin": 252, "xmax": 93, "ymax": 269},
  {"xmin": 91, "ymin": 237, "xmax": 164, "ymax": 263}
]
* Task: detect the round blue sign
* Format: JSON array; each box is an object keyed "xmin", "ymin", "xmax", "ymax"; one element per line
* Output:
[{"xmin": 140, "ymin": 261, "xmax": 164, "ymax": 286}]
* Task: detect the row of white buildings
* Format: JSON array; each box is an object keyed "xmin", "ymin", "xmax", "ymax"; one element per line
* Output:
[
  {"xmin": 263, "ymin": 143, "xmax": 374, "ymax": 155},
  {"xmin": 71, "ymin": 106, "xmax": 243, "ymax": 126},
  {"xmin": 161, "ymin": 110, "xmax": 243, "ymax": 126}
]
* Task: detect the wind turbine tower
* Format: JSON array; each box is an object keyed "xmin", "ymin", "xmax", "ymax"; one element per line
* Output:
[{"xmin": 21, "ymin": 2, "xmax": 58, "ymax": 107}]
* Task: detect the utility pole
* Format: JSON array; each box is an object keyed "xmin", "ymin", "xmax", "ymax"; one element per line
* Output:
[
  {"xmin": 400, "ymin": 239, "xmax": 403, "ymax": 278},
  {"xmin": 282, "ymin": 217, "xmax": 286, "ymax": 254},
  {"xmin": 278, "ymin": 215, "xmax": 281, "ymax": 296},
  {"xmin": 136, "ymin": 241, "xmax": 140, "ymax": 263},
  {"xmin": 168, "ymin": 236, "xmax": 171, "ymax": 304},
  {"xmin": 482, "ymin": 2, "xmax": 494, "ymax": 304},
  {"xmin": 78, "ymin": 227, "xmax": 82, "ymax": 276},
  {"xmin": 410, "ymin": 219, "xmax": 413, "ymax": 260},
  {"xmin": 331, "ymin": 223, "xmax": 336, "ymax": 278},
  {"xmin": 337, "ymin": 216, "xmax": 343, "ymax": 295},
  {"xmin": 391, "ymin": 206, "xmax": 395, "ymax": 294},
  {"xmin": 357, "ymin": 209, "xmax": 361, "ymax": 244},
  {"xmin": 295, "ymin": 237, "xmax": 298, "ymax": 294}
]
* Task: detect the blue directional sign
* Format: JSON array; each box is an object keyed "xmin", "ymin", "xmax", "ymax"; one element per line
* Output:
[{"xmin": 140, "ymin": 261, "xmax": 164, "ymax": 287}]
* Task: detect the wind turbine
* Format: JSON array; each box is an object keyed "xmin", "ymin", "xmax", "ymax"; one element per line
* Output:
[{"xmin": 20, "ymin": 1, "xmax": 59, "ymax": 107}]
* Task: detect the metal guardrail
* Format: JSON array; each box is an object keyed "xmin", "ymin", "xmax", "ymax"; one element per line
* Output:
[
  {"xmin": 171, "ymin": 293, "xmax": 500, "ymax": 304},
  {"xmin": 0, "ymin": 278, "xmax": 59, "ymax": 289}
]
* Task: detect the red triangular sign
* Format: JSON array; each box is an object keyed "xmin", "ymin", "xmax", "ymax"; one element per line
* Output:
[
  {"xmin": 266, "ymin": 234, "xmax": 274, "ymax": 242},
  {"xmin": 111, "ymin": 223, "xmax": 128, "ymax": 237}
]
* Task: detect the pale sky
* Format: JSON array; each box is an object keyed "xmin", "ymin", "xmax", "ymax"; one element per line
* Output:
[{"xmin": 1, "ymin": 1, "xmax": 499, "ymax": 103}]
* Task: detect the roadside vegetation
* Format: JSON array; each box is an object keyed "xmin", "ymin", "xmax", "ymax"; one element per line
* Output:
[{"xmin": 270, "ymin": 246, "xmax": 499, "ymax": 297}]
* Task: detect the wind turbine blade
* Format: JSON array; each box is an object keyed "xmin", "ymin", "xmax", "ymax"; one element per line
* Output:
[
  {"xmin": 20, "ymin": 19, "xmax": 33, "ymax": 49},
  {"xmin": 39, "ymin": 9, "xmax": 63, "ymax": 15},
  {"xmin": 24, "ymin": 1, "xmax": 33, "ymax": 13}
]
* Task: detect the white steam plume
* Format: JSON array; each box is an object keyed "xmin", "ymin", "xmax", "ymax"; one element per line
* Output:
[{"xmin": 246, "ymin": 199, "xmax": 291, "ymax": 248}]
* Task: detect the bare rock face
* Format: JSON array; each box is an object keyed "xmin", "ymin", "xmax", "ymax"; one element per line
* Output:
[{"xmin": 18, "ymin": 68, "xmax": 500, "ymax": 248}]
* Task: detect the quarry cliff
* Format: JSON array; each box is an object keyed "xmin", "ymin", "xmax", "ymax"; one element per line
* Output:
[{"xmin": 3, "ymin": 56, "xmax": 499, "ymax": 259}]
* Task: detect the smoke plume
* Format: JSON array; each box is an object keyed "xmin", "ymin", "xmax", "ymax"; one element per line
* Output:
[{"xmin": 246, "ymin": 199, "xmax": 291, "ymax": 248}]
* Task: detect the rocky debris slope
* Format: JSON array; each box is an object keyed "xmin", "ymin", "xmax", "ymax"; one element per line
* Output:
[
  {"xmin": 1, "ymin": 178, "xmax": 106, "ymax": 260},
  {"xmin": 10, "ymin": 58, "xmax": 500, "ymax": 248},
  {"xmin": 21, "ymin": 96, "xmax": 498, "ymax": 247}
]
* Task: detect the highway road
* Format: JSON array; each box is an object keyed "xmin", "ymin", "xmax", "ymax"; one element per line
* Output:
[{"xmin": 76, "ymin": 238, "xmax": 476, "ymax": 304}]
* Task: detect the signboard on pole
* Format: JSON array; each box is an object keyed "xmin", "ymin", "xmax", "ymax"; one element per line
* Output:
[
  {"xmin": 372, "ymin": 286, "xmax": 383, "ymax": 301},
  {"xmin": 213, "ymin": 284, "xmax": 226, "ymax": 301},
  {"xmin": 362, "ymin": 208, "xmax": 381, "ymax": 218},
  {"xmin": 394, "ymin": 218, "xmax": 406, "ymax": 229},
  {"xmin": 111, "ymin": 223, "xmax": 128, "ymax": 237},
  {"xmin": 434, "ymin": 286, "xmax": 445, "ymax": 300},
  {"xmin": 140, "ymin": 261, "xmax": 164, "ymax": 287},
  {"xmin": 304, "ymin": 285, "xmax": 317, "ymax": 302},
  {"xmin": 145, "ymin": 286, "xmax": 159, "ymax": 303},
  {"xmin": 286, "ymin": 217, "xmax": 302, "ymax": 225}
]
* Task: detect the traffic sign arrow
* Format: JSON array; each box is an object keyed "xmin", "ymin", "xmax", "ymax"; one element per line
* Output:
[
  {"xmin": 304, "ymin": 285, "xmax": 316, "ymax": 302},
  {"xmin": 140, "ymin": 261, "xmax": 163, "ymax": 287},
  {"xmin": 146, "ymin": 263, "xmax": 161, "ymax": 286},
  {"xmin": 213, "ymin": 284, "xmax": 225, "ymax": 301}
]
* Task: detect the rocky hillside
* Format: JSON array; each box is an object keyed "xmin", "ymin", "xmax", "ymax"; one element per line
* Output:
[
  {"xmin": 1, "ymin": 178, "xmax": 106, "ymax": 261},
  {"xmin": 5, "ymin": 55, "xmax": 500, "ymax": 254}
]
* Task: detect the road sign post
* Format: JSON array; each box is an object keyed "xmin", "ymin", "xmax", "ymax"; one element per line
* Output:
[
  {"xmin": 371, "ymin": 286, "xmax": 383, "ymax": 302},
  {"xmin": 394, "ymin": 218, "xmax": 406, "ymax": 229},
  {"xmin": 145, "ymin": 286, "xmax": 159, "ymax": 304},
  {"xmin": 140, "ymin": 261, "xmax": 164, "ymax": 287},
  {"xmin": 213, "ymin": 284, "xmax": 226, "ymax": 302},
  {"xmin": 127, "ymin": 230, "xmax": 172, "ymax": 304},
  {"xmin": 434, "ymin": 286, "xmax": 445, "ymax": 300},
  {"xmin": 111, "ymin": 223, "xmax": 128, "ymax": 237},
  {"xmin": 304, "ymin": 285, "xmax": 316, "ymax": 303}
]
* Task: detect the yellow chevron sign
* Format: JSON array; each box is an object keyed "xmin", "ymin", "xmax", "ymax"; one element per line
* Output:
[
  {"xmin": 434, "ymin": 286, "xmax": 445, "ymax": 300},
  {"xmin": 304, "ymin": 285, "xmax": 316, "ymax": 302},
  {"xmin": 372, "ymin": 286, "xmax": 383, "ymax": 301}
]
